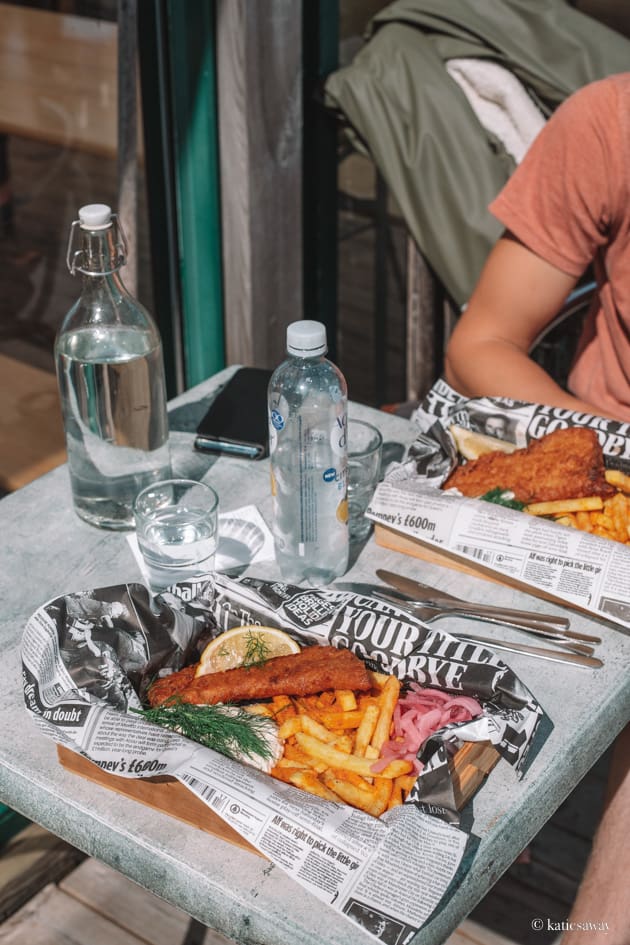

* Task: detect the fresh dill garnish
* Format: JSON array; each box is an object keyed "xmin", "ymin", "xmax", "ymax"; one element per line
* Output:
[
  {"xmin": 243, "ymin": 630, "xmax": 271, "ymax": 667},
  {"xmin": 480, "ymin": 487, "xmax": 526, "ymax": 510},
  {"xmin": 131, "ymin": 701, "xmax": 275, "ymax": 763}
]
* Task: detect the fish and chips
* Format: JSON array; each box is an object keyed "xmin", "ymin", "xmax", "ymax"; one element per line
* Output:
[
  {"xmin": 147, "ymin": 643, "xmax": 484, "ymax": 817},
  {"xmin": 445, "ymin": 425, "xmax": 630, "ymax": 546}
]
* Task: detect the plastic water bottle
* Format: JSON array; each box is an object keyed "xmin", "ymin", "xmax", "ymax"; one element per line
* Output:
[
  {"xmin": 268, "ymin": 320, "xmax": 349, "ymax": 584},
  {"xmin": 55, "ymin": 204, "xmax": 171, "ymax": 529}
]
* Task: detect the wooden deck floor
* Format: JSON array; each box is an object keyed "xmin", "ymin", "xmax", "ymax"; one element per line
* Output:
[{"xmin": 0, "ymin": 851, "xmax": 518, "ymax": 945}]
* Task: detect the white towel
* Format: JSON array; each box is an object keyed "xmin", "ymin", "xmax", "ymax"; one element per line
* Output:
[{"xmin": 446, "ymin": 58, "xmax": 546, "ymax": 164}]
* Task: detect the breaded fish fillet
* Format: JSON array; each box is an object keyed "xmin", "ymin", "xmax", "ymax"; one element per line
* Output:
[
  {"xmin": 148, "ymin": 645, "xmax": 371, "ymax": 707},
  {"xmin": 443, "ymin": 427, "xmax": 614, "ymax": 504}
]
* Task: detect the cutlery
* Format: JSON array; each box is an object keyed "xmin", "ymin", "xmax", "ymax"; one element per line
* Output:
[
  {"xmin": 372, "ymin": 589, "xmax": 595, "ymax": 656},
  {"xmin": 454, "ymin": 633, "xmax": 603, "ymax": 669},
  {"xmin": 376, "ymin": 568, "xmax": 602, "ymax": 645}
]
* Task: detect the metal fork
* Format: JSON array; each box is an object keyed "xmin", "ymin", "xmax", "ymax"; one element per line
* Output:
[
  {"xmin": 375, "ymin": 569, "xmax": 601, "ymax": 644},
  {"xmin": 371, "ymin": 589, "xmax": 596, "ymax": 657}
]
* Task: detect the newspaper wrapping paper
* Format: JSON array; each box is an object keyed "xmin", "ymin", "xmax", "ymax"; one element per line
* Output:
[
  {"xmin": 367, "ymin": 378, "xmax": 630, "ymax": 630},
  {"xmin": 22, "ymin": 572, "xmax": 544, "ymax": 944}
]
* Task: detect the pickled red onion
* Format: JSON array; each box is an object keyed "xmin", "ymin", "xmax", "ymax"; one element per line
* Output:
[{"xmin": 371, "ymin": 685, "xmax": 483, "ymax": 775}]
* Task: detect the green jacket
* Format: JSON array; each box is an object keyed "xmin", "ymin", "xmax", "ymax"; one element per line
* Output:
[{"xmin": 325, "ymin": 0, "xmax": 630, "ymax": 307}]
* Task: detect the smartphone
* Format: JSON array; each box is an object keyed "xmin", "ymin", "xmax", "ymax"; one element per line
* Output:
[{"xmin": 194, "ymin": 367, "xmax": 272, "ymax": 460}]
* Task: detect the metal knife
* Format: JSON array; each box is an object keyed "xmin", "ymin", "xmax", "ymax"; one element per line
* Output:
[
  {"xmin": 455, "ymin": 633, "xmax": 603, "ymax": 669},
  {"xmin": 376, "ymin": 568, "xmax": 602, "ymax": 644},
  {"xmin": 371, "ymin": 588, "xmax": 595, "ymax": 656}
]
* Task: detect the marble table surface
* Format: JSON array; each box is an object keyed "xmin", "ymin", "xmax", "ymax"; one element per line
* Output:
[{"xmin": 2, "ymin": 367, "xmax": 630, "ymax": 945}]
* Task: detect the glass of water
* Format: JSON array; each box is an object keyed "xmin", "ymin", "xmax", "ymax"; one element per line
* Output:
[
  {"xmin": 347, "ymin": 419, "xmax": 383, "ymax": 541},
  {"xmin": 133, "ymin": 479, "xmax": 219, "ymax": 591}
]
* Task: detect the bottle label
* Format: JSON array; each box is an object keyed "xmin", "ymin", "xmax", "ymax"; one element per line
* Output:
[{"xmin": 271, "ymin": 409, "xmax": 285, "ymax": 432}]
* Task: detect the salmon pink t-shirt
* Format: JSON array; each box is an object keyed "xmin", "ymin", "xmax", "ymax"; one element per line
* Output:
[{"xmin": 489, "ymin": 73, "xmax": 630, "ymax": 420}]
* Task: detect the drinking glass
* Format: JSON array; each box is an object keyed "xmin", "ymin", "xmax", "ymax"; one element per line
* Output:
[
  {"xmin": 347, "ymin": 419, "xmax": 383, "ymax": 541},
  {"xmin": 133, "ymin": 479, "xmax": 219, "ymax": 591}
]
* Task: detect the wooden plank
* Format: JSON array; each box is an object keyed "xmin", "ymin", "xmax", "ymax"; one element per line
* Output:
[
  {"xmin": 60, "ymin": 858, "xmax": 235, "ymax": 945},
  {"xmin": 57, "ymin": 745, "xmax": 263, "ymax": 858},
  {"xmin": 0, "ymin": 354, "xmax": 66, "ymax": 491},
  {"xmin": 374, "ymin": 522, "xmax": 507, "ymax": 585},
  {"xmin": 445, "ymin": 917, "xmax": 519, "ymax": 945},
  {"xmin": 0, "ymin": 882, "xmax": 143, "ymax": 945},
  {"xmin": 216, "ymin": 0, "xmax": 303, "ymax": 370},
  {"xmin": 0, "ymin": 823, "xmax": 84, "ymax": 922},
  {"xmin": 0, "ymin": 4, "xmax": 118, "ymax": 156},
  {"xmin": 61, "ymin": 858, "xmax": 189, "ymax": 944}
]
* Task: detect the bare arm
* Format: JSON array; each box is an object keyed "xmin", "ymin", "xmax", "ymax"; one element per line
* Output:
[{"xmin": 444, "ymin": 234, "xmax": 605, "ymax": 416}]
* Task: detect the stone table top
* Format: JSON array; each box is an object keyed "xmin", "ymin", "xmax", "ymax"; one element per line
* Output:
[{"xmin": 2, "ymin": 367, "xmax": 630, "ymax": 945}]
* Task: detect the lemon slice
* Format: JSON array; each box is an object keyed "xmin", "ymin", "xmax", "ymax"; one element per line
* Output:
[
  {"xmin": 449, "ymin": 424, "xmax": 518, "ymax": 461},
  {"xmin": 195, "ymin": 625, "xmax": 301, "ymax": 677}
]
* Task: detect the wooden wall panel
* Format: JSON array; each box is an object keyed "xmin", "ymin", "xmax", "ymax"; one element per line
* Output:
[{"xmin": 217, "ymin": 0, "xmax": 303, "ymax": 369}]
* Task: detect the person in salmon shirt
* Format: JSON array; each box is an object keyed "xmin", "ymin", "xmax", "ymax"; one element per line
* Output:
[{"xmin": 444, "ymin": 73, "xmax": 630, "ymax": 944}]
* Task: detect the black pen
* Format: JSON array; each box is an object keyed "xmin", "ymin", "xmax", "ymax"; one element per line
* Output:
[{"xmin": 194, "ymin": 435, "xmax": 265, "ymax": 460}]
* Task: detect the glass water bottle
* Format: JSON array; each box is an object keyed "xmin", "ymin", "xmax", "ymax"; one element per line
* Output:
[{"xmin": 55, "ymin": 204, "xmax": 171, "ymax": 529}]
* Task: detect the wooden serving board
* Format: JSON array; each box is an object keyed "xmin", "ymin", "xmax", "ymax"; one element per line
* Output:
[
  {"xmin": 57, "ymin": 745, "xmax": 263, "ymax": 857},
  {"xmin": 58, "ymin": 739, "xmax": 499, "ymax": 836},
  {"xmin": 375, "ymin": 523, "xmax": 507, "ymax": 586}
]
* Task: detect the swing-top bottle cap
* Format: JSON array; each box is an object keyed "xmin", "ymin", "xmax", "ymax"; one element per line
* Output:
[
  {"xmin": 79, "ymin": 204, "xmax": 112, "ymax": 230},
  {"xmin": 286, "ymin": 320, "xmax": 327, "ymax": 356}
]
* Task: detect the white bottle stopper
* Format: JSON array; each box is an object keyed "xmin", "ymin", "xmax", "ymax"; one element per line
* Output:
[
  {"xmin": 287, "ymin": 320, "xmax": 327, "ymax": 357},
  {"xmin": 79, "ymin": 204, "xmax": 112, "ymax": 229}
]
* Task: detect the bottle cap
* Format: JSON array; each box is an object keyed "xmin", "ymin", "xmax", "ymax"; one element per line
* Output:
[
  {"xmin": 286, "ymin": 320, "xmax": 327, "ymax": 357},
  {"xmin": 79, "ymin": 204, "xmax": 112, "ymax": 230}
]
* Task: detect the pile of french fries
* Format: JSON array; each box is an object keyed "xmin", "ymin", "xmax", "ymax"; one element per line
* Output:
[
  {"xmin": 254, "ymin": 672, "xmax": 416, "ymax": 817},
  {"xmin": 526, "ymin": 469, "xmax": 630, "ymax": 545}
]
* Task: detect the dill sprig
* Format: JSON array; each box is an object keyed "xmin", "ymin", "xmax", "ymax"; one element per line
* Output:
[
  {"xmin": 132, "ymin": 701, "xmax": 276, "ymax": 763},
  {"xmin": 480, "ymin": 487, "xmax": 526, "ymax": 510},
  {"xmin": 243, "ymin": 630, "xmax": 271, "ymax": 667}
]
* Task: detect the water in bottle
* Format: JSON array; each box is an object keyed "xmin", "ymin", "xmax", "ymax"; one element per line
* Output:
[
  {"xmin": 55, "ymin": 204, "xmax": 171, "ymax": 529},
  {"xmin": 268, "ymin": 320, "xmax": 349, "ymax": 584}
]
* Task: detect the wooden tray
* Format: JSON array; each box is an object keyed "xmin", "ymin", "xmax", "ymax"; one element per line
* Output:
[
  {"xmin": 58, "ymin": 739, "xmax": 499, "ymax": 839},
  {"xmin": 57, "ymin": 745, "xmax": 263, "ymax": 857}
]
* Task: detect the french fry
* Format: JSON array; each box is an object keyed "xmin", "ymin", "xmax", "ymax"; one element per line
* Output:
[
  {"xmin": 275, "ymin": 757, "xmax": 308, "ymax": 770},
  {"xmin": 553, "ymin": 513, "xmax": 577, "ymax": 528},
  {"xmin": 335, "ymin": 690, "xmax": 357, "ymax": 711},
  {"xmin": 371, "ymin": 676, "xmax": 401, "ymax": 753},
  {"xmin": 295, "ymin": 732, "xmax": 412, "ymax": 779},
  {"xmin": 354, "ymin": 703, "xmax": 380, "ymax": 756},
  {"xmin": 368, "ymin": 671, "xmax": 390, "ymax": 690},
  {"xmin": 300, "ymin": 714, "xmax": 337, "ymax": 743},
  {"xmin": 331, "ymin": 734, "xmax": 353, "ymax": 754},
  {"xmin": 283, "ymin": 742, "xmax": 328, "ymax": 773},
  {"xmin": 605, "ymin": 469, "xmax": 630, "ymax": 492},
  {"xmin": 289, "ymin": 770, "xmax": 340, "ymax": 801},
  {"xmin": 271, "ymin": 764, "xmax": 307, "ymax": 784},
  {"xmin": 277, "ymin": 716, "xmax": 302, "ymax": 739},
  {"xmin": 388, "ymin": 779, "xmax": 403, "ymax": 810},
  {"xmin": 395, "ymin": 774, "xmax": 416, "ymax": 793},
  {"xmin": 322, "ymin": 774, "xmax": 378, "ymax": 813},
  {"xmin": 526, "ymin": 496, "xmax": 603, "ymax": 516},
  {"xmin": 271, "ymin": 694, "xmax": 297, "ymax": 724},
  {"xmin": 245, "ymin": 703, "xmax": 275, "ymax": 717},
  {"xmin": 317, "ymin": 709, "xmax": 365, "ymax": 730},
  {"xmin": 365, "ymin": 778, "xmax": 393, "ymax": 818}
]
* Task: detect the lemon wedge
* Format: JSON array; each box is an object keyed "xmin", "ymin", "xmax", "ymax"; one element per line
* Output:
[
  {"xmin": 195, "ymin": 625, "xmax": 301, "ymax": 677},
  {"xmin": 449, "ymin": 424, "xmax": 518, "ymax": 461}
]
